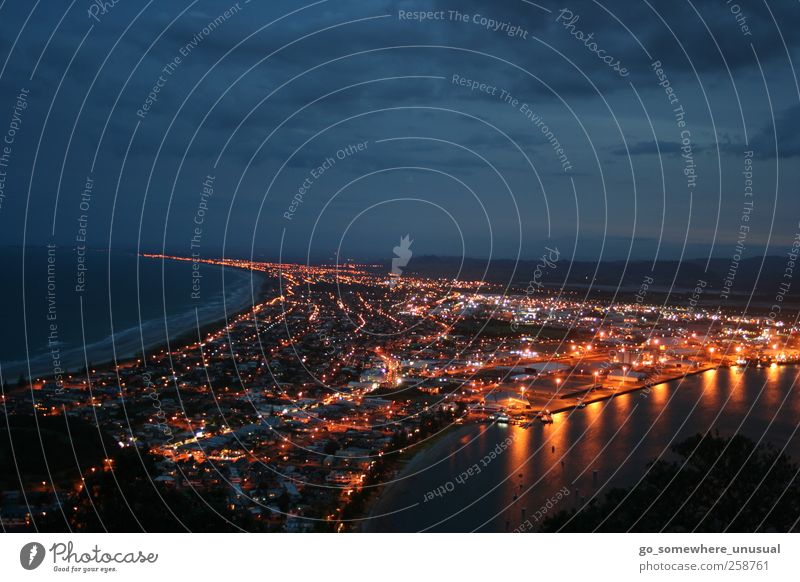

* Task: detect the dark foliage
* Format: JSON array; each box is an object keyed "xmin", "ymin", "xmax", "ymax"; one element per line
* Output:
[{"xmin": 543, "ymin": 433, "xmax": 800, "ymax": 532}]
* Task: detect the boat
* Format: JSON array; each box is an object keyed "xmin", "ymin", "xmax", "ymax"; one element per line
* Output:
[{"xmin": 539, "ymin": 411, "xmax": 553, "ymax": 424}]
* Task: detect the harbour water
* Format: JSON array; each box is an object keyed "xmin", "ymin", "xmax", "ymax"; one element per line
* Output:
[{"xmin": 366, "ymin": 366, "xmax": 800, "ymax": 532}]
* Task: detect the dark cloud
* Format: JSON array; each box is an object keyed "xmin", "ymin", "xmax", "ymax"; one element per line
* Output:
[
  {"xmin": 745, "ymin": 103, "xmax": 800, "ymax": 158},
  {"xmin": 610, "ymin": 140, "xmax": 706, "ymax": 156},
  {"xmin": 0, "ymin": 0, "xmax": 797, "ymax": 260}
]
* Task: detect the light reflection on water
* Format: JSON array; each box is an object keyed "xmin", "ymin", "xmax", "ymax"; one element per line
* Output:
[{"xmin": 367, "ymin": 366, "xmax": 800, "ymax": 532}]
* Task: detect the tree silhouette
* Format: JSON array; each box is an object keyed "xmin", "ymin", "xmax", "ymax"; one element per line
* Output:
[{"xmin": 543, "ymin": 433, "xmax": 800, "ymax": 532}]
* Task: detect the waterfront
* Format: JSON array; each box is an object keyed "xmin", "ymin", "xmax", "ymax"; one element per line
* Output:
[{"xmin": 366, "ymin": 366, "xmax": 800, "ymax": 532}]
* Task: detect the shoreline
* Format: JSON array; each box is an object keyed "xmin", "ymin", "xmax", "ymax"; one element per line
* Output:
[
  {"xmin": 546, "ymin": 364, "xmax": 717, "ymax": 414},
  {"xmin": 20, "ymin": 262, "xmax": 274, "ymax": 383}
]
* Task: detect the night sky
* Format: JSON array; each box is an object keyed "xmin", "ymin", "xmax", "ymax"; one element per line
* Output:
[{"xmin": 0, "ymin": 0, "xmax": 798, "ymax": 263}]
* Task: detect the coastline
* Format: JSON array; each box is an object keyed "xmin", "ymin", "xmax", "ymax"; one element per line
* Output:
[
  {"xmin": 132, "ymin": 267, "xmax": 275, "ymax": 363},
  {"xmin": 19, "ymin": 262, "xmax": 274, "ymax": 382},
  {"xmin": 545, "ymin": 364, "xmax": 717, "ymax": 414}
]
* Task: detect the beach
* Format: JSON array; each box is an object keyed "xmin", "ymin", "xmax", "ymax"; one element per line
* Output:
[{"xmin": 0, "ymin": 249, "xmax": 272, "ymax": 381}]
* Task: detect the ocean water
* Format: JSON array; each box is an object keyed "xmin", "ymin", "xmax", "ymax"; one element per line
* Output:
[{"xmin": 0, "ymin": 248, "xmax": 267, "ymax": 381}]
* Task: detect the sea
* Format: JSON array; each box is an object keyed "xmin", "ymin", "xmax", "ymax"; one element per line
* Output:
[{"xmin": 0, "ymin": 247, "xmax": 268, "ymax": 382}]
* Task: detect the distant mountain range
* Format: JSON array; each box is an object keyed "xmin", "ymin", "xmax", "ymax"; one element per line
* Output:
[{"xmin": 386, "ymin": 255, "xmax": 796, "ymax": 306}]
